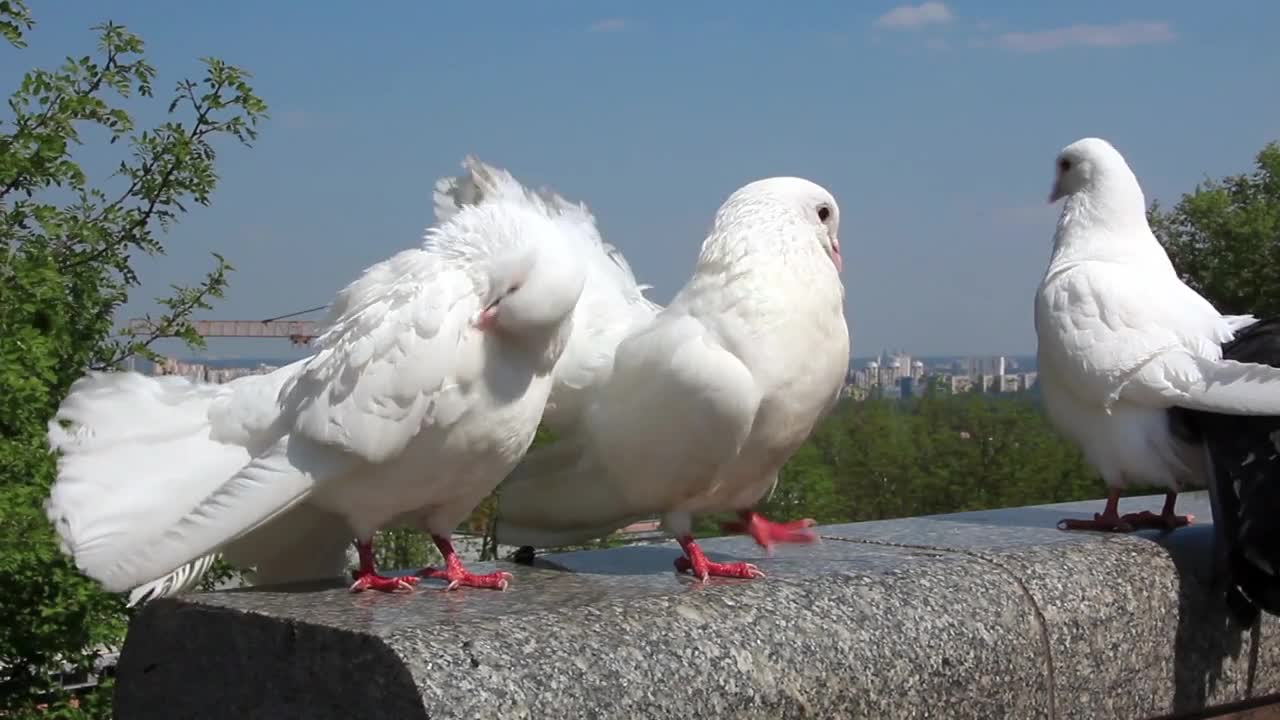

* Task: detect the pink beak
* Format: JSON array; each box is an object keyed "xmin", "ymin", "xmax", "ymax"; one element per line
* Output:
[
  {"xmin": 474, "ymin": 304, "xmax": 499, "ymax": 331},
  {"xmin": 830, "ymin": 237, "xmax": 843, "ymax": 272}
]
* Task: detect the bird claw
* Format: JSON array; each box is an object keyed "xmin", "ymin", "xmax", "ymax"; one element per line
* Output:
[
  {"xmin": 722, "ymin": 513, "xmax": 820, "ymax": 551},
  {"xmin": 1121, "ymin": 510, "xmax": 1194, "ymax": 531},
  {"xmin": 1057, "ymin": 513, "xmax": 1134, "ymax": 533},
  {"xmin": 674, "ymin": 556, "xmax": 766, "ymax": 581},
  {"xmin": 418, "ymin": 566, "xmax": 513, "ymax": 591},
  {"xmin": 349, "ymin": 572, "xmax": 419, "ymax": 593}
]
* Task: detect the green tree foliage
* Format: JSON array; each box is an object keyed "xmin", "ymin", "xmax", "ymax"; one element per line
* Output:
[
  {"xmin": 0, "ymin": 3, "xmax": 265, "ymax": 714},
  {"xmin": 1150, "ymin": 141, "xmax": 1280, "ymax": 315}
]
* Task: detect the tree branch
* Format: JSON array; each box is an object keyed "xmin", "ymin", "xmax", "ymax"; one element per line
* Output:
[{"xmin": 0, "ymin": 41, "xmax": 126, "ymax": 202}]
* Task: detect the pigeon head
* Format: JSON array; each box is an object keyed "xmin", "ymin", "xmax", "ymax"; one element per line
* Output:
[
  {"xmin": 475, "ymin": 208, "xmax": 587, "ymax": 338},
  {"xmin": 721, "ymin": 177, "xmax": 843, "ymax": 272},
  {"xmin": 1048, "ymin": 137, "xmax": 1144, "ymax": 207}
]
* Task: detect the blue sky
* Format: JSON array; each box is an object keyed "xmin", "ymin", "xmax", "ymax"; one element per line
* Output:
[{"xmin": 5, "ymin": 1, "xmax": 1280, "ymax": 358}]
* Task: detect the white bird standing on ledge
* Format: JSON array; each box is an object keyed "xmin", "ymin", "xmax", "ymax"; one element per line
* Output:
[
  {"xmin": 1035, "ymin": 137, "xmax": 1280, "ymax": 532},
  {"xmin": 496, "ymin": 177, "xmax": 849, "ymax": 580},
  {"xmin": 46, "ymin": 180, "xmax": 587, "ymax": 597}
]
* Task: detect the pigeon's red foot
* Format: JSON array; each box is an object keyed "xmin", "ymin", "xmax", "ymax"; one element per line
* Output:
[
  {"xmin": 722, "ymin": 511, "xmax": 818, "ymax": 553},
  {"xmin": 1057, "ymin": 491, "xmax": 1190, "ymax": 534},
  {"xmin": 417, "ymin": 565, "xmax": 513, "ymax": 591},
  {"xmin": 1057, "ymin": 514, "xmax": 1135, "ymax": 533},
  {"xmin": 349, "ymin": 538, "xmax": 418, "ymax": 593},
  {"xmin": 1120, "ymin": 510, "xmax": 1194, "ymax": 531},
  {"xmin": 419, "ymin": 534, "xmax": 512, "ymax": 591},
  {"xmin": 1058, "ymin": 489, "xmax": 1137, "ymax": 533},
  {"xmin": 349, "ymin": 570, "xmax": 418, "ymax": 593},
  {"xmin": 674, "ymin": 535, "xmax": 765, "ymax": 582}
]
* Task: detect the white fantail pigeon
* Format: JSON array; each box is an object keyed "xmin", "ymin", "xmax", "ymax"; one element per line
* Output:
[{"xmin": 46, "ymin": 174, "xmax": 590, "ymax": 598}]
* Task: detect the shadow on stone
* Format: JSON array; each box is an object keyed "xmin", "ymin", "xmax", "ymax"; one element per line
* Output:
[{"xmin": 1161, "ymin": 524, "xmax": 1258, "ymax": 714}]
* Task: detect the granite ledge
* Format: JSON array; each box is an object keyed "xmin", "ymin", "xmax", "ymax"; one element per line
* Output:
[{"xmin": 114, "ymin": 492, "xmax": 1280, "ymax": 720}]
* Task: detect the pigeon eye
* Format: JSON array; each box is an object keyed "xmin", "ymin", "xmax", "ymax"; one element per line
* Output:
[
  {"xmin": 817, "ymin": 206, "xmax": 831, "ymax": 222},
  {"xmin": 1058, "ymin": 158, "xmax": 1072, "ymax": 173}
]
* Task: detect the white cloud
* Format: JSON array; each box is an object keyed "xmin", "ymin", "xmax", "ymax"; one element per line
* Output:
[
  {"xmin": 874, "ymin": 2, "xmax": 954, "ymax": 30},
  {"xmin": 995, "ymin": 21, "xmax": 1176, "ymax": 52},
  {"xmin": 589, "ymin": 18, "xmax": 628, "ymax": 33}
]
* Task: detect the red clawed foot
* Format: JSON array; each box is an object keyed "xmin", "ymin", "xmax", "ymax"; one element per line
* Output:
[
  {"xmin": 417, "ymin": 566, "xmax": 513, "ymax": 591},
  {"xmin": 1057, "ymin": 514, "xmax": 1134, "ymax": 532},
  {"xmin": 721, "ymin": 511, "xmax": 818, "ymax": 554},
  {"xmin": 1122, "ymin": 491, "xmax": 1193, "ymax": 531},
  {"xmin": 349, "ymin": 571, "xmax": 418, "ymax": 593},
  {"xmin": 416, "ymin": 534, "xmax": 513, "ymax": 591},
  {"xmin": 349, "ymin": 538, "xmax": 418, "ymax": 593},
  {"xmin": 1119, "ymin": 510, "xmax": 1193, "ymax": 531},
  {"xmin": 674, "ymin": 535, "xmax": 765, "ymax": 582},
  {"xmin": 1058, "ymin": 489, "xmax": 1134, "ymax": 533},
  {"xmin": 1058, "ymin": 491, "xmax": 1191, "ymax": 533}
]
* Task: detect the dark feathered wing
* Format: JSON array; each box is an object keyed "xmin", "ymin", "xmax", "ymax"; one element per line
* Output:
[{"xmin": 1171, "ymin": 316, "xmax": 1280, "ymax": 623}]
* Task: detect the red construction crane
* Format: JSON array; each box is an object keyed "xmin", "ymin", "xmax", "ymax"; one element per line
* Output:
[{"xmin": 127, "ymin": 305, "xmax": 328, "ymax": 346}]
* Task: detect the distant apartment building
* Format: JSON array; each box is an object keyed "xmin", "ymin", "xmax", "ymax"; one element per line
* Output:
[
  {"xmin": 975, "ymin": 355, "xmax": 1007, "ymax": 377},
  {"xmin": 152, "ymin": 357, "xmax": 280, "ymax": 384},
  {"xmin": 842, "ymin": 353, "xmax": 1036, "ymax": 401}
]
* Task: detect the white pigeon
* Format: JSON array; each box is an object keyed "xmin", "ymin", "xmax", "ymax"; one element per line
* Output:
[
  {"xmin": 45, "ymin": 183, "xmax": 588, "ymax": 599},
  {"xmin": 494, "ymin": 176, "xmax": 849, "ymax": 580},
  {"xmin": 1036, "ymin": 137, "xmax": 1280, "ymax": 532}
]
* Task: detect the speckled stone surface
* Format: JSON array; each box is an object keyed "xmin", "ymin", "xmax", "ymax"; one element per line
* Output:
[{"xmin": 114, "ymin": 492, "xmax": 1280, "ymax": 720}]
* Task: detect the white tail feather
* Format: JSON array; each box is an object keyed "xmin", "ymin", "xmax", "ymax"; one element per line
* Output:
[
  {"xmin": 125, "ymin": 504, "xmax": 355, "ymax": 606},
  {"xmin": 81, "ymin": 443, "xmax": 319, "ymax": 593},
  {"xmin": 44, "ymin": 367, "xmax": 325, "ymax": 596},
  {"xmin": 1179, "ymin": 358, "xmax": 1280, "ymax": 415},
  {"xmin": 1226, "ymin": 314, "xmax": 1259, "ymax": 333},
  {"xmin": 127, "ymin": 554, "xmax": 220, "ymax": 607},
  {"xmin": 46, "ymin": 373, "xmax": 252, "ymax": 586}
]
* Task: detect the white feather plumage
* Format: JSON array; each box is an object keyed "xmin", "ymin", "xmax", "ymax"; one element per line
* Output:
[
  {"xmin": 495, "ymin": 176, "xmax": 850, "ymax": 567},
  {"xmin": 1037, "ymin": 137, "xmax": 1280, "ymax": 501},
  {"xmin": 46, "ymin": 186, "xmax": 588, "ymax": 598}
]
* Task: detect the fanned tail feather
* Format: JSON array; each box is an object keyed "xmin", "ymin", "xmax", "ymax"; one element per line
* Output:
[
  {"xmin": 44, "ymin": 367, "xmax": 313, "ymax": 598},
  {"xmin": 46, "ymin": 372, "xmax": 251, "ymax": 587},
  {"xmin": 127, "ymin": 554, "xmax": 220, "ymax": 607},
  {"xmin": 124, "ymin": 491, "xmax": 355, "ymax": 606}
]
